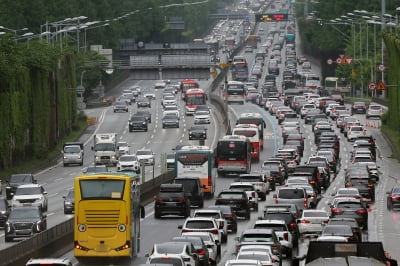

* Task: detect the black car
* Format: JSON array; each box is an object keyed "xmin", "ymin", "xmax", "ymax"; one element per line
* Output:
[
  {"xmin": 329, "ymin": 198, "xmax": 368, "ymax": 230},
  {"xmin": 174, "ymin": 177, "xmax": 205, "ymax": 208},
  {"xmin": 188, "ymin": 125, "xmax": 207, "ymax": 140},
  {"xmin": 215, "ymin": 190, "xmax": 251, "ymax": 220},
  {"xmin": 351, "ymin": 101, "xmax": 367, "ymax": 114},
  {"xmin": 129, "ymin": 115, "xmax": 148, "ymax": 132},
  {"xmin": 0, "ymin": 197, "xmax": 10, "ymax": 227},
  {"xmin": 328, "ymin": 217, "xmax": 362, "ymax": 242},
  {"xmin": 6, "ymin": 174, "xmax": 37, "ymax": 200},
  {"xmin": 135, "ymin": 111, "xmax": 152, "ymax": 123},
  {"xmin": 207, "ymin": 205, "xmax": 238, "ymax": 233},
  {"xmin": 387, "ymin": 187, "xmax": 400, "ymax": 210},
  {"xmin": 5, "ymin": 206, "xmax": 47, "ymax": 242},
  {"xmin": 136, "ymin": 97, "xmax": 151, "ymax": 108},
  {"xmin": 62, "ymin": 189, "xmax": 74, "ymax": 214},
  {"xmin": 154, "ymin": 184, "xmax": 191, "ymax": 218},
  {"xmin": 162, "ymin": 114, "xmax": 179, "ymax": 128}
]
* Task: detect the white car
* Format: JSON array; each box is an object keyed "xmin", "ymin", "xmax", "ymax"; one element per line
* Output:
[
  {"xmin": 163, "ymin": 109, "xmax": 180, "ymax": 120},
  {"xmin": 162, "ymin": 95, "xmax": 177, "ymax": 106},
  {"xmin": 182, "ymin": 231, "xmax": 220, "ymax": 263},
  {"xmin": 366, "ymin": 104, "xmax": 384, "ymax": 119},
  {"xmin": 236, "ymin": 251, "xmax": 277, "ymax": 266},
  {"xmin": 117, "ymin": 141, "xmax": 130, "ymax": 157},
  {"xmin": 193, "ymin": 209, "xmax": 228, "ymax": 243},
  {"xmin": 297, "ymin": 209, "xmax": 330, "ymax": 237},
  {"xmin": 178, "ymin": 217, "xmax": 222, "ymax": 247},
  {"xmin": 225, "ymin": 259, "xmax": 262, "ymax": 266},
  {"xmin": 117, "ymin": 154, "xmax": 140, "ymax": 173},
  {"xmin": 194, "ymin": 110, "xmax": 211, "ymax": 124},
  {"xmin": 11, "ymin": 184, "xmax": 48, "ymax": 212},
  {"xmin": 145, "ymin": 241, "xmax": 196, "ymax": 266},
  {"xmin": 347, "ymin": 126, "xmax": 366, "ymax": 141},
  {"xmin": 154, "ymin": 80, "xmax": 167, "ymax": 89},
  {"xmin": 136, "ymin": 149, "xmax": 155, "ymax": 165},
  {"xmin": 143, "ymin": 92, "xmax": 156, "ymax": 100}
]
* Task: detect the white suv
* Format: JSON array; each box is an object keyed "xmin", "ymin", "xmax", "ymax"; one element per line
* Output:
[
  {"xmin": 136, "ymin": 149, "xmax": 155, "ymax": 165},
  {"xmin": 178, "ymin": 217, "xmax": 222, "ymax": 247},
  {"xmin": 117, "ymin": 154, "xmax": 140, "ymax": 173},
  {"xmin": 11, "ymin": 184, "xmax": 48, "ymax": 212},
  {"xmin": 193, "ymin": 209, "xmax": 228, "ymax": 243},
  {"xmin": 145, "ymin": 241, "xmax": 197, "ymax": 266},
  {"xmin": 26, "ymin": 258, "xmax": 72, "ymax": 266}
]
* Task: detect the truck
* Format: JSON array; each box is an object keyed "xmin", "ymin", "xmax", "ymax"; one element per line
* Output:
[
  {"xmin": 92, "ymin": 133, "xmax": 118, "ymax": 166},
  {"xmin": 246, "ymin": 35, "xmax": 258, "ymax": 49},
  {"xmin": 62, "ymin": 142, "xmax": 84, "ymax": 166},
  {"xmin": 293, "ymin": 241, "xmax": 398, "ymax": 266}
]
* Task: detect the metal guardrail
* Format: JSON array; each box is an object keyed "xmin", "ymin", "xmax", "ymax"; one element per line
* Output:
[{"xmin": 129, "ymin": 54, "xmax": 211, "ymax": 67}]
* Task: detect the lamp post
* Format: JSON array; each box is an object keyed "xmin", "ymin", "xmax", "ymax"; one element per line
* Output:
[{"xmin": 0, "ymin": 26, "xmax": 28, "ymax": 35}]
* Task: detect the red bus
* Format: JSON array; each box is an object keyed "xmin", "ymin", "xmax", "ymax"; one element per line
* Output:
[
  {"xmin": 232, "ymin": 124, "xmax": 260, "ymax": 161},
  {"xmin": 216, "ymin": 135, "xmax": 252, "ymax": 177},
  {"xmin": 236, "ymin": 113, "xmax": 266, "ymax": 149},
  {"xmin": 180, "ymin": 79, "xmax": 199, "ymax": 99},
  {"xmin": 184, "ymin": 88, "xmax": 207, "ymax": 115}
]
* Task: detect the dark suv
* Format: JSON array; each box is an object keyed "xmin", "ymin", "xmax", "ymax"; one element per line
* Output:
[
  {"xmin": 0, "ymin": 197, "xmax": 10, "ymax": 227},
  {"xmin": 174, "ymin": 177, "xmax": 205, "ymax": 208},
  {"xmin": 207, "ymin": 205, "xmax": 238, "ymax": 233},
  {"xmin": 215, "ymin": 190, "xmax": 251, "ymax": 220},
  {"xmin": 62, "ymin": 189, "xmax": 74, "ymax": 214},
  {"xmin": 6, "ymin": 174, "xmax": 37, "ymax": 200},
  {"xmin": 129, "ymin": 115, "xmax": 148, "ymax": 132},
  {"xmin": 5, "ymin": 206, "xmax": 47, "ymax": 242},
  {"xmin": 154, "ymin": 184, "xmax": 191, "ymax": 218}
]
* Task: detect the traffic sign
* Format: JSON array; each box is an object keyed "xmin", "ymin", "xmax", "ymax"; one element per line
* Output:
[
  {"xmin": 219, "ymin": 63, "xmax": 230, "ymax": 68},
  {"xmin": 345, "ymin": 58, "xmax": 353, "ymax": 64},
  {"xmin": 336, "ymin": 58, "xmax": 342, "ymax": 64},
  {"xmin": 326, "ymin": 58, "xmax": 333, "ymax": 65},
  {"xmin": 368, "ymin": 82, "xmax": 376, "ymax": 91},
  {"xmin": 377, "ymin": 81, "xmax": 387, "ymax": 91},
  {"xmin": 377, "ymin": 63, "xmax": 387, "ymax": 72}
]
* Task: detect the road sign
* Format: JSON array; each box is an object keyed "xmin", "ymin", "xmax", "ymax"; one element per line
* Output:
[
  {"xmin": 345, "ymin": 58, "xmax": 353, "ymax": 64},
  {"xmin": 326, "ymin": 58, "xmax": 333, "ymax": 65},
  {"xmin": 76, "ymin": 85, "xmax": 85, "ymax": 93},
  {"xmin": 336, "ymin": 58, "xmax": 342, "ymax": 64},
  {"xmin": 377, "ymin": 81, "xmax": 387, "ymax": 91},
  {"xmin": 368, "ymin": 82, "xmax": 376, "ymax": 91},
  {"xmin": 377, "ymin": 63, "xmax": 387, "ymax": 72},
  {"xmin": 219, "ymin": 63, "xmax": 230, "ymax": 68}
]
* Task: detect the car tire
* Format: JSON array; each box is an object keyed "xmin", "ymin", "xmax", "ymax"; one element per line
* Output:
[
  {"xmin": 387, "ymin": 202, "xmax": 392, "ymax": 210},
  {"xmin": 222, "ymin": 233, "xmax": 227, "ymax": 243},
  {"xmin": 154, "ymin": 212, "xmax": 161, "ymax": 219},
  {"xmin": 232, "ymin": 223, "xmax": 238, "ymax": 233},
  {"xmin": 245, "ymin": 211, "xmax": 251, "ymax": 220},
  {"xmin": 254, "ymin": 204, "xmax": 259, "ymax": 211},
  {"xmin": 286, "ymin": 249, "xmax": 293, "ymax": 259},
  {"xmin": 5, "ymin": 236, "xmax": 12, "ymax": 242}
]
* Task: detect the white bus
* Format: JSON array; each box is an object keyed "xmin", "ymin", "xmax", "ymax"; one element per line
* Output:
[
  {"xmin": 304, "ymin": 73, "xmax": 321, "ymax": 89},
  {"xmin": 324, "ymin": 77, "xmax": 351, "ymax": 93}
]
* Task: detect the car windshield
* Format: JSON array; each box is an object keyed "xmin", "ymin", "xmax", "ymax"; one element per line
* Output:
[
  {"xmin": 9, "ymin": 208, "xmax": 40, "ymax": 219},
  {"xmin": 137, "ymin": 150, "xmax": 151, "ymax": 156},
  {"xmin": 119, "ymin": 155, "xmax": 137, "ymax": 162},
  {"xmin": 15, "ymin": 187, "xmax": 42, "ymax": 195}
]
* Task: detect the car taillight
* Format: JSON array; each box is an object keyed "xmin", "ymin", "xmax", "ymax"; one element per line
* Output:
[
  {"xmin": 155, "ymin": 198, "xmax": 164, "ymax": 203},
  {"xmin": 225, "ymin": 214, "xmax": 234, "ymax": 220},
  {"xmin": 181, "ymin": 229, "xmax": 190, "ymax": 233},
  {"xmin": 304, "ymin": 198, "xmax": 308, "ymax": 207},
  {"xmin": 209, "ymin": 229, "xmax": 218, "ymax": 234},
  {"xmin": 275, "ymin": 198, "xmax": 279, "ymax": 204},
  {"xmin": 331, "ymin": 208, "xmax": 343, "ymax": 214},
  {"xmin": 356, "ymin": 209, "xmax": 367, "ymax": 214},
  {"xmin": 208, "ymin": 176, "xmax": 212, "ymax": 186},
  {"xmin": 346, "ymin": 183, "xmax": 354, "ymax": 187},
  {"xmin": 252, "ymin": 192, "xmax": 256, "ymax": 198},
  {"xmin": 283, "ymin": 232, "xmax": 288, "ymax": 241},
  {"xmin": 301, "ymin": 219, "xmax": 310, "ymax": 224},
  {"xmin": 289, "ymin": 222, "xmax": 297, "ymax": 229},
  {"xmin": 267, "ymin": 177, "xmax": 273, "ymax": 182},
  {"xmin": 220, "ymin": 221, "xmax": 224, "ymax": 227},
  {"xmin": 391, "ymin": 196, "xmax": 400, "ymax": 199},
  {"xmin": 178, "ymin": 198, "xmax": 187, "ymax": 203},
  {"xmin": 196, "ymin": 249, "xmax": 206, "ymax": 255},
  {"xmin": 323, "ymin": 220, "xmax": 329, "ymax": 224},
  {"xmin": 367, "ymin": 183, "xmax": 374, "ymax": 187}
]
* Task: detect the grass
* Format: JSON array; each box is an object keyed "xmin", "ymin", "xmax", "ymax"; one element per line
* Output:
[
  {"xmin": 380, "ymin": 124, "xmax": 400, "ymax": 161},
  {"xmin": 0, "ymin": 115, "xmax": 88, "ymax": 180}
]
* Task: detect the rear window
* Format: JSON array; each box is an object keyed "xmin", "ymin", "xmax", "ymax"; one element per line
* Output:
[
  {"xmin": 336, "ymin": 202, "xmax": 363, "ymax": 208},
  {"xmin": 242, "ymin": 233, "xmax": 273, "ymax": 242},
  {"xmin": 158, "ymin": 192, "xmax": 184, "ymax": 198},
  {"xmin": 185, "ymin": 220, "xmax": 214, "ymax": 229},
  {"xmin": 304, "ymin": 211, "xmax": 329, "ymax": 218},
  {"xmin": 174, "ymin": 179, "xmax": 199, "ymax": 193},
  {"xmin": 254, "ymin": 223, "xmax": 285, "ymax": 231},
  {"xmin": 149, "ymin": 257, "xmax": 184, "ymax": 266},
  {"xmin": 278, "ymin": 189, "xmax": 305, "ymax": 199},
  {"xmin": 218, "ymin": 192, "xmax": 244, "ymax": 199}
]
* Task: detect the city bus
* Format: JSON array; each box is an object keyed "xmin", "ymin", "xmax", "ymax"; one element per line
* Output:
[
  {"xmin": 225, "ymin": 80, "xmax": 246, "ymax": 104},
  {"xmin": 180, "ymin": 79, "xmax": 199, "ymax": 99},
  {"xmin": 74, "ymin": 172, "xmax": 144, "ymax": 261},
  {"xmin": 184, "ymin": 88, "xmax": 207, "ymax": 115},
  {"xmin": 232, "ymin": 124, "xmax": 260, "ymax": 160},
  {"xmin": 174, "ymin": 145, "xmax": 215, "ymax": 196},
  {"xmin": 216, "ymin": 135, "xmax": 252, "ymax": 177},
  {"xmin": 304, "ymin": 73, "xmax": 321, "ymax": 89},
  {"xmin": 236, "ymin": 112, "xmax": 266, "ymax": 149},
  {"xmin": 324, "ymin": 76, "xmax": 351, "ymax": 93}
]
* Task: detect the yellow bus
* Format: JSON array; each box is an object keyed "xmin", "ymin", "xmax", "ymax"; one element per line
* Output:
[{"xmin": 74, "ymin": 172, "xmax": 144, "ymax": 262}]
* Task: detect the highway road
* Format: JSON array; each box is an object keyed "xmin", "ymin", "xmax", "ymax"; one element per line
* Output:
[{"xmin": 3, "ymin": 0, "xmax": 400, "ymax": 265}]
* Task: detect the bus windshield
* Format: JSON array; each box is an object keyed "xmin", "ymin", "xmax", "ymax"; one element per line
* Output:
[
  {"xmin": 79, "ymin": 180, "xmax": 125, "ymax": 199},
  {"xmin": 186, "ymin": 94, "xmax": 206, "ymax": 105}
]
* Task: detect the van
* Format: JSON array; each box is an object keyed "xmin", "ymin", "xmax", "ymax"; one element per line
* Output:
[
  {"xmin": 273, "ymin": 187, "xmax": 310, "ymax": 210},
  {"xmin": 174, "ymin": 177, "xmax": 205, "ymax": 208}
]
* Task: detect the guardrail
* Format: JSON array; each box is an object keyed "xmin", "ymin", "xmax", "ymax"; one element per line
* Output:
[{"xmin": 4, "ymin": 24, "xmax": 246, "ymax": 266}]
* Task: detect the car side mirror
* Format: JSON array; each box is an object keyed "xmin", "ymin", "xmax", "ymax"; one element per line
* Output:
[
  {"xmin": 234, "ymin": 236, "xmax": 240, "ymax": 241},
  {"xmin": 178, "ymin": 225, "xmax": 183, "ymax": 229},
  {"xmin": 62, "ymin": 196, "xmax": 66, "ymax": 199},
  {"xmin": 33, "ymin": 179, "xmax": 37, "ymax": 184}
]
